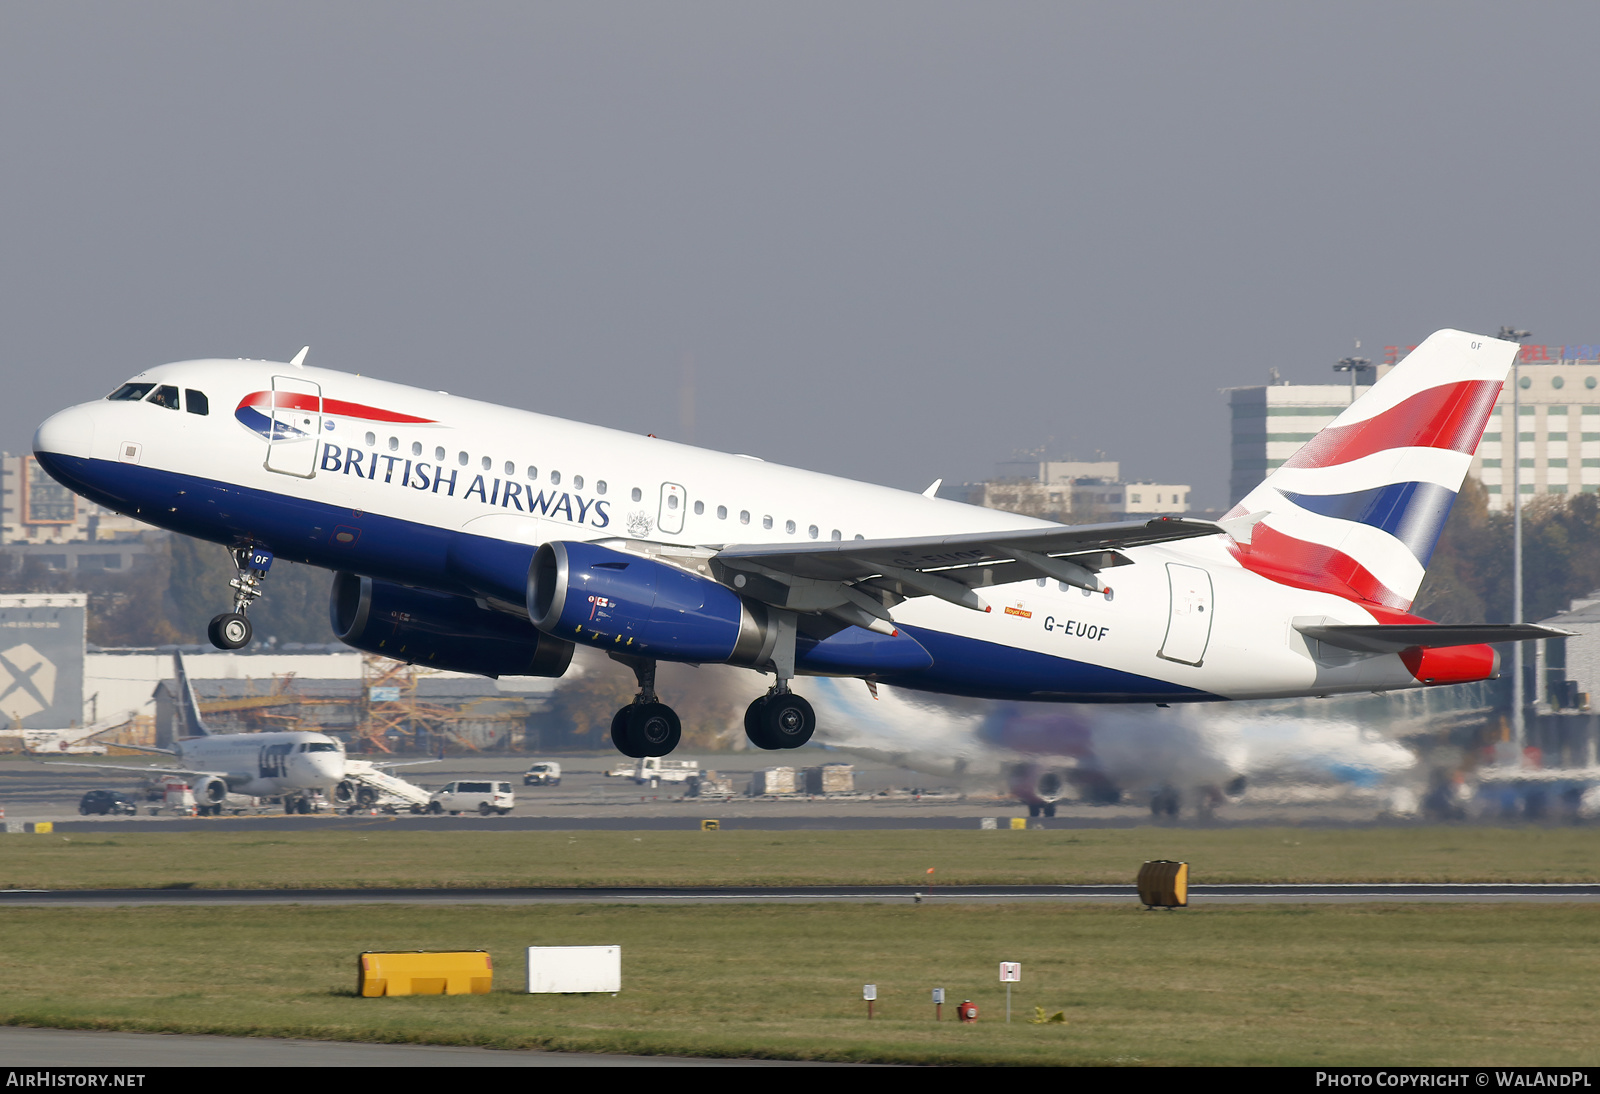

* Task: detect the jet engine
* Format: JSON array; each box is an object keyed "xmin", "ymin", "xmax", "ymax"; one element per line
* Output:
[
  {"xmin": 1006, "ymin": 763, "xmax": 1071, "ymax": 817},
  {"xmin": 330, "ymin": 573, "xmax": 574, "ymax": 679},
  {"xmin": 528, "ymin": 540, "xmax": 773, "ymax": 665},
  {"xmin": 190, "ymin": 775, "xmax": 229, "ymax": 814}
]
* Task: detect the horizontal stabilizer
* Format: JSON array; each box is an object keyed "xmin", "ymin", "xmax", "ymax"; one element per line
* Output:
[{"xmin": 1296, "ymin": 622, "xmax": 1574, "ymax": 655}]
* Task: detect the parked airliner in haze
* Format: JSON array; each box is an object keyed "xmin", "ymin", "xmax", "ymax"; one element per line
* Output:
[
  {"xmin": 51, "ymin": 652, "xmax": 345, "ymax": 813},
  {"xmin": 32, "ymin": 329, "xmax": 1562, "ymax": 759}
]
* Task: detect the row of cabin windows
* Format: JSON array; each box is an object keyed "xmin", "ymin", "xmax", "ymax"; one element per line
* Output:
[
  {"xmin": 352, "ymin": 427, "xmax": 864, "ymax": 541},
  {"xmin": 359, "ymin": 431, "xmax": 602, "ymax": 493},
  {"xmin": 107, "ymin": 383, "xmax": 209, "ymax": 415}
]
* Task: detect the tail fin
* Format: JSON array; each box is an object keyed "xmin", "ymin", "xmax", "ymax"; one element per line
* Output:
[
  {"xmin": 174, "ymin": 651, "xmax": 209, "ymax": 738},
  {"xmin": 1227, "ymin": 328, "xmax": 1516, "ymax": 610}
]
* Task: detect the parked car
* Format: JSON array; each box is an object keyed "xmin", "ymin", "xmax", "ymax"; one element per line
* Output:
[
  {"xmin": 428, "ymin": 781, "xmax": 515, "ymax": 815},
  {"xmin": 523, "ymin": 762, "xmax": 562, "ymax": 786},
  {"xmin": 78, "ymin": 789, "xmax": 139, "ymax": 816}
]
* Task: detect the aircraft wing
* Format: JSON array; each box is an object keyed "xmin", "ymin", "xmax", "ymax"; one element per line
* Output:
[
  {"xmin": 44, "ymin": 761, "xmax": 235, "ymax": 782},
  {"xmin": 710, "ymin": 518, "xmax": 1223, "ymax": 623},
  {"xmin": 1296, "ymin": 622, "xmax": 1574, "ymax": 655}
]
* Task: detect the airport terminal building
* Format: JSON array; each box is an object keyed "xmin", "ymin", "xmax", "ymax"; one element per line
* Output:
[{"xmin": 1228, "ymin": 342, "xmax": 1600, "ymax": 509}]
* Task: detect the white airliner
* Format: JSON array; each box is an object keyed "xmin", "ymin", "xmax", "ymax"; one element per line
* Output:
[
  {"xmin": 807, "ymin": 675, "xmax": 1419, "ymax": 817},
  {"xmin": 52, "ymin": 652, "xmax": 345, "ymax": 813},
  {"xmin": 32, "ymin": 329, "xmax": 1563, "ymax": 759}
]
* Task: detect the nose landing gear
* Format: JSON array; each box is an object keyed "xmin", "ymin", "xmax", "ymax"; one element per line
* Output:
[{"xmin": 208, "ymin": 546, "xmax": 273, "ymax": 650}]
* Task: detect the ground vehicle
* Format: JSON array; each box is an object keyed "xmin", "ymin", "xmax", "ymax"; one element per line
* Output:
[
  {"xmin": 78, "ymin": 789, "xmax": 139, "ymax": 815},
  {"xmin": 523, "ymin": 761, "xmax": 562, "ymax": 786},
  {"xmin": 427, "ymin": 780, "xmax": 514, "ymax": 815},
  {"xmin": 608, "ymin": 756, "xmax": 699, "ymax": 786}
]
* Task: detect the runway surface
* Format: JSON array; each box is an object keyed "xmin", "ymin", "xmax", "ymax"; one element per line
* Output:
[
  {"xmin": 5, "ymin": 882, "xmax": 1598, "ymax": 905},
  {"xmin": 0, "ymin": 1027, "xmax": 849, "ymax": 1067}
]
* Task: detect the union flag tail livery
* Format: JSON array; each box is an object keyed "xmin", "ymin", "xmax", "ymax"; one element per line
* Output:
[
  {"xmin": 1228, "ymin": 329, "xmax": 1510, "ymax": 611},
  {"xmin": 31, "ymin": 327, "xmax": 1569, "ymax": 762}
]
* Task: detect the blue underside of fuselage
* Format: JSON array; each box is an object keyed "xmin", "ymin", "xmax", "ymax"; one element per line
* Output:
[{"xmin": 34, "ymin": 452, "xmax": 1216, "ymax": 703}]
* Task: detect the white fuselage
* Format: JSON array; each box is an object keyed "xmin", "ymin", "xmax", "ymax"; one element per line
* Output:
[
  {"xmin": 33, "ymin": 358, "xmax": 1424, "ymax": 705},
  {"xmin": 177, "ymin": 730, "xmax": 346, "ymax": 797}
]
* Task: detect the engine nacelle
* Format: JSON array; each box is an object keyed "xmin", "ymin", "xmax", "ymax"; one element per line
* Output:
[
  {"xmin": 1005, "ymin": 763, "xmax": 1069, "ymax": 806},
  {"xmin": 529, "ymin": 540, "xmax": 771, "ymax": 665},
  {"xmin": 331, "ymin": 572, "xmax": 574, "ymax": 679},
  {"xmin": 190, "ymin": 775, "xmax": 229, "ymax": 808}
]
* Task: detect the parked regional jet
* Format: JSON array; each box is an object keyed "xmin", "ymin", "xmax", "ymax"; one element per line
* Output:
[
  {"xmin": 32, "ymin": 329, "xmax": 1565, "ymax": 759},
  {"xmin": 807, "ymin": 676, "xmax": 1418, "ymax": 817},
  {"xmin": 51, "ymin": 652, "xmax": 345, "ymax": 813}
]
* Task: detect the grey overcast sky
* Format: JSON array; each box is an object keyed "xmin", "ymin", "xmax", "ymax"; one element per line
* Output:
[{"xmin": 3, "ymin": 3, "xmax": 1596, "ymax": 508}]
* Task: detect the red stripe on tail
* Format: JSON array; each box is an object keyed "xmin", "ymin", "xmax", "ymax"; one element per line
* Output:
[
  {"xmin": 1227, "ymin": 524, "xmax": 1408, "ymax": 609},
  {"xmin": 1280, "ymin": 379, "xmax": 1501, "ymax": 471}
]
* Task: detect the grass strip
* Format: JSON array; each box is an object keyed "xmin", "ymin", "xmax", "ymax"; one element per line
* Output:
[
  {"xmin": 1, "ymin": 902, "xmax": 1596, "ymax": 1066},
  {"xmin": 4, "ymin": 827, "xmax": 1599, "ymax": 890}
]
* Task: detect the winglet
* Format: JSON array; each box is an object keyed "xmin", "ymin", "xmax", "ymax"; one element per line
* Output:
[
  {"xmin": 1218, "ymin": 509, "xmax": 1270, "ymax": 546},
  {"xmin": 290, "ymin": 346, "xmax": 309, "ymax": 369},
  {"xmin": 174, "ymin": 652, "xmax": 209, "ymax": 738},
  {"xmin": 922, "ymin": 479, "xmax": 943, "ymax": 499}
]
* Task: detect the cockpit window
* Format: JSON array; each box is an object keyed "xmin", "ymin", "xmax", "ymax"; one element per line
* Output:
[
  {"xmin": 185, "ymin": 389, "xmax": 209, "ymax": 416},
  {"xmin": 304, "ymin": 742, "xmax": 339, "ymax": 752},
  {"xmin": 147, "ymin": 385, "xmax": 181, "ymax": 410},
  {"xmin": 107, "ymin": 382, "xmax": 155, "ymax": 402}
]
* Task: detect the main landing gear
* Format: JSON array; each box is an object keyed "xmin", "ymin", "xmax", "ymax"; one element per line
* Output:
[
  {"xmin": 744, "ymin": 689, "xmax": 816, "ymax": 751},
  {"xmin": 608, "ymin": 656, "xmax": 682, "ymax": 759},
  {"xmin": 602, "ymin": 611, "xmax": 820, "ymax": 759},
  {"xmin": 208, "ymin": 546, "xmax": 273, "ymax": 650},
  {"xmin": 742, "ymin": 611, "xmax": 816, "ymax": 751}
]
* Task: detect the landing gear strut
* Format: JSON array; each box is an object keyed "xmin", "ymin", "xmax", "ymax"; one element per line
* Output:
[
  {"xmin": 743, "ymin": 610, "xmax": 817, "ymax": 751},
  {"xmin": 608, "ymin": 656, "xmax": 682, "ymax": 758},
  {"xmin": 208, "ymin": 546, "xmax": 273, "ymax": 650}
]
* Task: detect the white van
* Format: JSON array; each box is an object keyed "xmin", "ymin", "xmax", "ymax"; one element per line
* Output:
[{"xmin": 427, "ymin": 780, "xmax": 515, "ymax": 816}]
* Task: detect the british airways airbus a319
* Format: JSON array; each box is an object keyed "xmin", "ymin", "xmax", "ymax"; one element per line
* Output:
[{"xmin": 32, "ymin": 329, "xmax": 1562, "ymax": 759}]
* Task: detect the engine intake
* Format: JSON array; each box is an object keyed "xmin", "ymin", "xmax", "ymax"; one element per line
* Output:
[{"xmin": 331, "ymin": 572, "xmax": 573, "ymax": 679}]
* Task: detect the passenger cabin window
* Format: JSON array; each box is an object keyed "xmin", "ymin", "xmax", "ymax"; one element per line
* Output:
[
  {"xmin": 694, "ymin": 501, "xmax": 704, "ymax": 515},
  {"xmin": 631, "ymin": 487, "xmax": 642, "ymax": 501},
  {"xmin": 527, "ymin": 466, "xmax": 538, "ymax": 480},
  {"xmin": 718, "ymin": 505, "xmax": 727, "ymax": 519},
  {"xmin": 412, "ymin": 442, "xmax": 423, "ymax": 456},
  {"xmin": 147, "ymin": 385, "xmax": 180, "ymax": 410},
  {"xmin": 596, "ymin": 481, "xmax": 607, "ymax": 495},
  {"xmin": 389, "ymin": 436, "xmax": 399, "ymax": 451},
  {"xmin": 808, "ymin": 524, "xmax": 818, "ymax": 539},
  {"xmin": 550, "ymin": 471, "xmax": 561, "ymax": 485},
  {"xmin": 504, "ymin": 461, "xmax": 515, "ymax": 476},
  {"xmin": 785, "ymin": 520, "xmax": 796, "ymax": 534},
  {"xmin": 763, "ymin": 515, "xmax": 773, "ymax": 530},
  {"xmin": 740, "ymin": 510, "xmax": 750, "ymax": 524},
  {"xmin": 184, "ymin": 390, "xmax": 209, "ymax": 415},
  {"xmin": 436, "ymin": 447, "xmax": 446, "ymax": 461},
  {"xmin": 481, "ymin": 456, "xmax": 492, "ymax": 470},
  {"xmin": 365, "ymin": 432, "xmax": 376, "ymax": 446},
  {"xmin": 458, "ymin": 451, "xmax": 469, "ymax": 466},
  {"xmin": 107, "ymin": 382, "xmax": 155, "ymax": 401}
]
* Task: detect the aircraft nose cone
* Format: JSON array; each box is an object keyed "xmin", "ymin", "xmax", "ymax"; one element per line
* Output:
[{"xmin": 34, "ymin": 403, "xmax": 97, "ymax": 460}]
